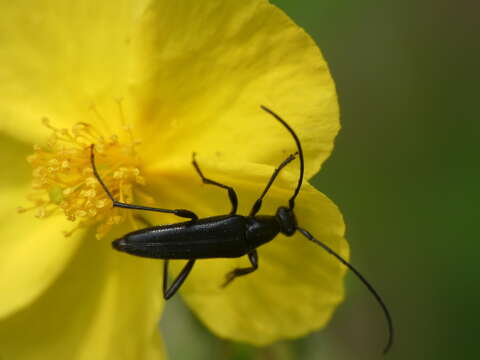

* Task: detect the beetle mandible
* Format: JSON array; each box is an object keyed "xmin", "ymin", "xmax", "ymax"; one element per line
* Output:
[{"xmin": 90, "ymin": 106, "xmax": 394, "ymax": 354}]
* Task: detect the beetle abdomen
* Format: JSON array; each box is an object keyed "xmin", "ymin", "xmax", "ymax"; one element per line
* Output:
[{"xmin": 113, "ymin": 215, "xmax": 252, "ymax": 259}]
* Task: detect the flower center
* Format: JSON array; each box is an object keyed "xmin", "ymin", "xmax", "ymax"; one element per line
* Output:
[{"xmin": 19, "ymin": 117, "xmax": 149, "ymax": 239}]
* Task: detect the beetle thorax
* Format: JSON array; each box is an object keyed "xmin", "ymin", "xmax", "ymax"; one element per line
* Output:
[{"xmin": 275, "ymin": 206, "xmax": 296, "ymax": 236}]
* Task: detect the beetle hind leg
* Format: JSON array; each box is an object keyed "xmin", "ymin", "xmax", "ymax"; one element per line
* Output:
[
  {"xmin": 222, "ymin": 250, "xmax": 258, "ymax": 288},
  {"xmin": 163, "ymin": 259, "xmax": 196, "ymax": 300}
]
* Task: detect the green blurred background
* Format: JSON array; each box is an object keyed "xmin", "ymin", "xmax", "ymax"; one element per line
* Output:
[{"xmin": 161, "ymin": 1, "xmax": 479, "ymax": 359}]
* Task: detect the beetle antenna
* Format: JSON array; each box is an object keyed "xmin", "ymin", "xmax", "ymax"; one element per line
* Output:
[
  {"xmin": 296, "ymin": 226, "xmax": 394, "ymax": 354},
  {"xmin": 260, "ymin": 106, "xmax": 304, "ymax": 210},
  {"xmin": 90, "ymin": 144, "xmax": 115, "ymax": 203}
]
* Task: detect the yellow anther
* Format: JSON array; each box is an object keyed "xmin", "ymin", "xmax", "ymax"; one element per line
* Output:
[
  {"xmin": 32, "ymin": 180, "xmax": 42, "ymax": 189},
  {"xmin": 131, "ymin": 168, "xmax": 140, "ymax": 176},
  {"xmin": 63, "ymin": 187, "xmax": 74, "ymax": 196},
  {"xmin": 95, "ymin": 199, "xmax": 107, "ymax": 208},
  {"xmin": 27, "ymin": 154, "xmax": 38, "ymax": 164},
  {"xmin": 83, "ymin": 168, "xmax": 93, "ymax": 176},
  {"xmin": 75, "ymin": 210, "xmax": 87, "ymax": 218},
  {"xmin": 85, "ymin": 177, "xmax": 97, "ymax": 187},
  {"xmin": 32, "ymin": 167, "xmax": 44, "ymax": 178}
]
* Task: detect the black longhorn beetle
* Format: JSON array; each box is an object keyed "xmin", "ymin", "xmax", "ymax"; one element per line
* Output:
[{"xmin": 90, "ymin": 106, "xmax": 394, "ymax": 354}]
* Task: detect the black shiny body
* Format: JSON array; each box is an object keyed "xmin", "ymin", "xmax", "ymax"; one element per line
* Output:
[
  {"xmin": 90, "ymin": 106, "xmax": 394, "ymax": 354},
  {"xmin": 113, "ymin": 215, "xmax": 280, "ymax": 259}
]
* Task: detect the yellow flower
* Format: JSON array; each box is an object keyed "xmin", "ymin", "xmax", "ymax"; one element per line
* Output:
[{"xmin": 0, "ymin": 0, "xmax": 348, "ymax": 358}]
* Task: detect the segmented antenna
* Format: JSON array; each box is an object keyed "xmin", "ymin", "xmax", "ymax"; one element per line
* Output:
[
  {"xmin": 260, "ymin": 106, "xmax": 304, "ymax": 210},
  {"xmin": 297, "ymin": 227, "xmax": 394, "ymax": 354}
]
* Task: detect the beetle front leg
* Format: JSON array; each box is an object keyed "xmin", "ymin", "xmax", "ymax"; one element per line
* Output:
[
  {"xmin": 222, "ymin": 250, "xmax": 258, "ymax": 287},
  {"xmin": 163, "ymin": 259, "xmax": 196, "ymax": 300},
  {"xmin": 91, "ymin": 144, "xmax": 198, "ymax": 221}
]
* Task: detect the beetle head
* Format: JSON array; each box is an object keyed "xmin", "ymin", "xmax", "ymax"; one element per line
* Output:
[{"xmin": 276, "ymin": 206, "xmax": 297, "ymax": 236}]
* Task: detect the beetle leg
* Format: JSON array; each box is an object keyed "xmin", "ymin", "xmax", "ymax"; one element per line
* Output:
[
  {"xmin": 249, "ymin": 153, "xmax": 297, "ymax": 217},
  {"xmin": 90, "ymin": 144, "xmax": 198, "ymax": 221},
  {"xmin": 163, "ymin": 259, "xmax": 196, "ymax": 300},
  {"xmin": 192, "ymin": 152, "xmax": 238, "ymax": 215},
  {"xmin": 222, "ymin": 250, "xmax": 258, "ymax": 287}
]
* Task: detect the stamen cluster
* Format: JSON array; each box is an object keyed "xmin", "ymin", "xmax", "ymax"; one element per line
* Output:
[{"xmin": 19, "ymin": 118, "xmax": 147, "ymax": 238}]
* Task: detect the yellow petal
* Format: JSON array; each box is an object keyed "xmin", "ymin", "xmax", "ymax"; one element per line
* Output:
[
  {"xmin": 0, "ymin": 0, "xmax": 150, "ymax": 143},
  {"xmin": 0, "ymin": 231, "xmax": 165, "ymax": 360},
  {"xmin": 133, "ymin": 0, "xmax": 339, "ymax": 179},
  {"xmin": 0, "ymin": 134, "xmax": 83, "ymax": 319},
  {"xmin": 0, "ymin": 133, "xmax": 31, "ymax": 188},
  {"xmin": 144, "ymin": 156, "xmax": 348, "ymax": 345}
]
